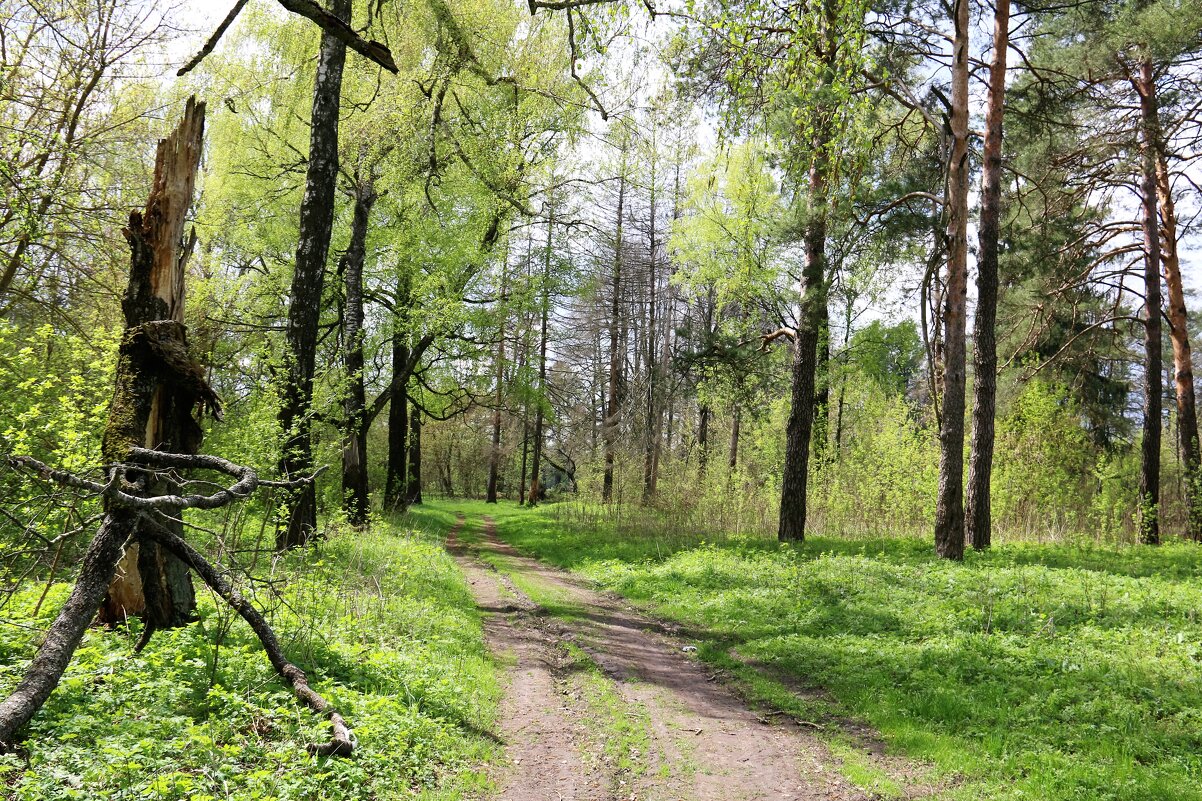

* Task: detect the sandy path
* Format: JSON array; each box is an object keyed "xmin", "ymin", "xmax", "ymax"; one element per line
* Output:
[
  {"xmin": 451, "ymin": 511, "xmax": 932, "ymax": 801},
  {"xmin": 446, "ymin": 516, "xmax": 611, "ymax": 800}
]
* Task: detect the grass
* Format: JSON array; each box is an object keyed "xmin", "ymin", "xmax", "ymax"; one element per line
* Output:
[
  {"xmin": 424, "ymin": 497, "xmax": 1202, "ymax": 801},
  {"xmin": 0, "ymin": 517, "xmax": 501, "ymax": 801}
]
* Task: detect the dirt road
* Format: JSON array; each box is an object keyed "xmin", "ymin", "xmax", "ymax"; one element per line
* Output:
[{"xmin": 448, "ymin": 512, "xmax": 932, "ymax": 801}]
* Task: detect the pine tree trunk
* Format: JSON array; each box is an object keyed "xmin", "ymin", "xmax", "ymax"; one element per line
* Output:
[
  {"xmin": 778, "ymin": 141, "xmax": 830, "ymax": 543},
  {"xmin": 934, "ymin": 0, "xmax": 970, "ymax": 560},
  {"xmin": 340, "ymin": 178, "xmax": 376, "ymax": 527},
  {"xmin": 966, "ymin": 0, "xmax": 1009, "ymax": 552},
  {"xmin": 1135, "ymin": 58, "xmax": 1163, "ymax": 545},
  {"xmin": 277, "ymin": 0, "xmax": 350, "ymax": 550},
  {"xmin": 1155, "ymin": 147, "xmax": 1199, "ymax": 539}
]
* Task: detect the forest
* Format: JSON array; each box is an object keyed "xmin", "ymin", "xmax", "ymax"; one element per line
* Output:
[{"xmin": 1, "ymin": 0, "xmax": 1201, "ymax": 799}]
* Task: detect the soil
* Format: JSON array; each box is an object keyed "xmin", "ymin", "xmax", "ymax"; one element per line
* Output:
[{"xmin": 447, "ymin": 512, "xmax": 939, "ymax": 801}]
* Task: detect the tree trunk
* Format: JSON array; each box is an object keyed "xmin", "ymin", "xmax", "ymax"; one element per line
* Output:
[
  {"xmin": 934, "ymin": 0, "xmax": 970, "ymax": 560},
  {"xmin": 529, "ymin": 208, "xmax": 553, "ymax": 506},
  {"xmin": 603, "ymin": 164, "xmax": 627, "ymax": 503},
  {"xmin": 277, "ymin": 0, "xmax": 351, "ymax": 550},
  {"xmin": 778, "ymin": 142, "xmax": 830, "ymax": 543},
  {"xmin": 728, "ymin": 408, "xmax": 740, "ymax": 473},
  {"xmin": 966, "ymin": 0, "xmax": 1009, "ymax": 552},
  {"xmin": 487, "ymin": 259, "xmax": 509, "ymax": 504},
  {"xmin": 643, "ymin": 151, "xmax": 660, "ymax": 502},
  {"xmin": 698, "ymin": 403, "xmax": 710, "ymax": 479},
  {"xmin": 0, "ymin": 98, "xmax": 208, "ymax": 746},
  {"xmin": 407, "ymin": 401, "xmax": 423, "ymax": 505},
  {"xmin": 340, "ymin": 178, "xmax": 377, "ymax": 527},
  {"xmin": 1155, "ymin": 143, "xmax": 1199, "ymax": 540},
  {"xmin": 98, "ymin": 97, "xmax": 208, "ymax": 629},
  {"xmin": 1134, "ymin": 58, "xmax": 1163, "ymax": 545},
  {"xmin": 385, "ymin": 271, "xmax": 411, "ymax": 512},
  {"xmin": 0, "ymin": 512, "xmax": 137, "ymax": 748}
]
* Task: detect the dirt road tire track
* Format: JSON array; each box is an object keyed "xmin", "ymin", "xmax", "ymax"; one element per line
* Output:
[{"xmin": 450, "ymin": 511, "xmax": 934, "ymax": 801}]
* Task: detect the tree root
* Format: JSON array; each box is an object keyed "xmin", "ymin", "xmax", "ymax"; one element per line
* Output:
[{"xmin": 140, "ymin": 515, "xmax": 355, "ymax": 757}]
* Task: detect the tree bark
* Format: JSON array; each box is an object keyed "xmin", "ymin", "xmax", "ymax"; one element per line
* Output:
[
  {"xmin": 1134, "ymin": 58, "xmax": 1163, "ymax": 545},
  {"xmin": 487, "ymin": 259, "xmax": 509, "ymax": 504},
  {"xmin": 384, "ymin": 270, "xmax": 412, "ymax": 511},
  {"xmin": 1155, "ymin": 141, "xmax": 1199, "ymax": 539},
  {"xmin": 99, "ymin": 97, "xmax": 208, "ymax": 628},
  {"xmin": 0, "ymin": 511, "xmax": 136, "ymax": 749},
  {"xmin": 407, "ymin": 401, "xmax": 423, "ymax": 505},
  {"xmin": 934, "ymin": 0, "xmax": 970, "ymax": 560},
  {"xmin": 603, "ymin": 162, "xmax": 627, "ymax": 503},
  {"xmin": 529, "ymin": 208, "xmax": 553, "ymax": 506},
  {"xmin": 728, "ymin": 408, "xmax": 740, "ymax": 473},
  {"xmin": 277, "ymin": 0, "xmax": 351, "ymax": 550},
  {"xmin": 778, "ymin": 139, "xmax": 830, "ymax": 543},
  {"xmin": 966, "ymin": 0, "xmax": 1009, "ymax": 552},
  {"xmin": 340, "ymin": 177, "xmax": 377, "ymax": 527},
  {"xmin": 0, "ymin": 98, "xmax": 210, "ymax": 747},
  {"xmin": 643, "ymin": 147, "xmax": 660, "ymax": 502}
]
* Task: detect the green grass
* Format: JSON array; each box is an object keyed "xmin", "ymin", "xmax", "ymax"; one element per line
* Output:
[
  {"xmin": 562, "ymin": 642, "xmax": 652, "ymax": 786},
  {"xmin": 425, "ymin": 498, "xmax": 1202, "ymax": 801},
  {"xmin": 0, "ymin": 517, "xmax": 501, "ymax": 800}
]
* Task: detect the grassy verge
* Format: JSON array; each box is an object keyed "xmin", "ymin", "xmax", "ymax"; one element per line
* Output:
[
  {"xmin": 423, "ymin": 497, "xmax": 1202, "ymax": 801},
  {"xmin": 0, "ymin": 518, "xmax": 500, "ymax": 801}
]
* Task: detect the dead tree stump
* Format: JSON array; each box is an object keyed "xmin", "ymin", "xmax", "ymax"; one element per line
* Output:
[{"xmin": 97, "ymin": 97, "xmax": 208, "ymax": 632}]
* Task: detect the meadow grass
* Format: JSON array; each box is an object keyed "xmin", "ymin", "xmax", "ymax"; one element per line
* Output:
[
  {"xmin": 0, "ymin": 517, "xmax": 500, "ymax": 801},
  {"xmin": 427, "ymin": 497, "xmax": 1202, "ymax": 801}
]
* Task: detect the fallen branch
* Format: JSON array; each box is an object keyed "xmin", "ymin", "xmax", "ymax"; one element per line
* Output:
[
  {"xmin": 0, "ymin": 510, "xmax": 136, "ymax": 751},
  {"xmin": 140, "ymin": 515, "xmax": 355, "ymax": 756}
]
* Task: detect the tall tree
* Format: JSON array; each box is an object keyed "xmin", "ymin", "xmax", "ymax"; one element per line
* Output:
[
  {"xmin": 602, "ymin": 138, "xmax": 629, "ymax": 503},
  {"xmin": 339, "ymin": 175, "xmax": 378, "ymax": 527},
  {"xmin": 933, "ymin": 0, "xmax": 970, "ymax": 560},
  {"xmin": 966, "ymin": 0, "xmax": 1012, "ymax": 551},
  {"xmin": 277, "ymin": 0, "xmax": 353, "ymax": 549},
  {"xmin": 1133, "ymin": 56, "xmax": 1163, "ymax": 545}
]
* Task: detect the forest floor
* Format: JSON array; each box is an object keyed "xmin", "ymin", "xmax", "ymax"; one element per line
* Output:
[
  {"xmin": 431, "ymin": 503, "xmax": 939, "ymax": 801},
  {"xmin": 413, "ymin": 498, "xmax": 1202, "ymax": 801}
]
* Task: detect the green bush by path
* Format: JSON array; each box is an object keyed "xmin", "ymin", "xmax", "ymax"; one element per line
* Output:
[
  {"xmin": 439, "ymin": 498, "xmax": 1202, "ymax": 801},
  {"xmin": 0, "ymin": 520, "xmax": 500, "ymax": 801}
]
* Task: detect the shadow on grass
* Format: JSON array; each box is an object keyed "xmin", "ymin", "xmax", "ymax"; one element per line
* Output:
[{"xmin": 422, "ymin": 497, "xmax": 1202, "ymax": 801}]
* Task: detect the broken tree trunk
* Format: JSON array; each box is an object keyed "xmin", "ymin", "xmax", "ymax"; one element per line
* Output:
[
  {"xmin": 0, "ymin": 98, "xmax": 355, "ymax": 757},
  {"xmin": 0, "ymin": 97, "xmax": 214, "ymax": 747},
  {"xmin": 97, "ymin": 96, "xmax": 208, "ymax": 632}
]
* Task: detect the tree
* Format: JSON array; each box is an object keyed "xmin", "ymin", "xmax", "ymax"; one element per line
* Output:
[
  {"xmin": 966, "ymin": 0, "xmax": 1012, "ymax": 551},
  {"xmin": 0, "ymin": 99, "xmax": 352, "ymax": 758}
]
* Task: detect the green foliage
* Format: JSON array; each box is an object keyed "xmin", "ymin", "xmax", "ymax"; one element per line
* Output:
[
  {"xmin": 475, "ymin": 499, "xmax": 1202, "ymax": 801},
  {"xmin": 0, "ymin": 520, "xmax": 500, "ymax": 800},
  {"xmin": 992, "ymin": 380, "xmax": 1098, "ymax": 536}
]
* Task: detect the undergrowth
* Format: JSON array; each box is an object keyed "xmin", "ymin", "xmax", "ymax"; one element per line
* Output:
[
  {"xmin": 0, "ymin": 518, "xmax": 499, "ymax": 800},
  {"xmin": 438, "ymin": 498, "xmax": 1202, "ymax": 801}
]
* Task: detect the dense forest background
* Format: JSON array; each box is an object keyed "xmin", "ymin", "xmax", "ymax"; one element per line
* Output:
[{"xmin": 2, "ymin": 0, "xmax": 1201, "ymax": 568}]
